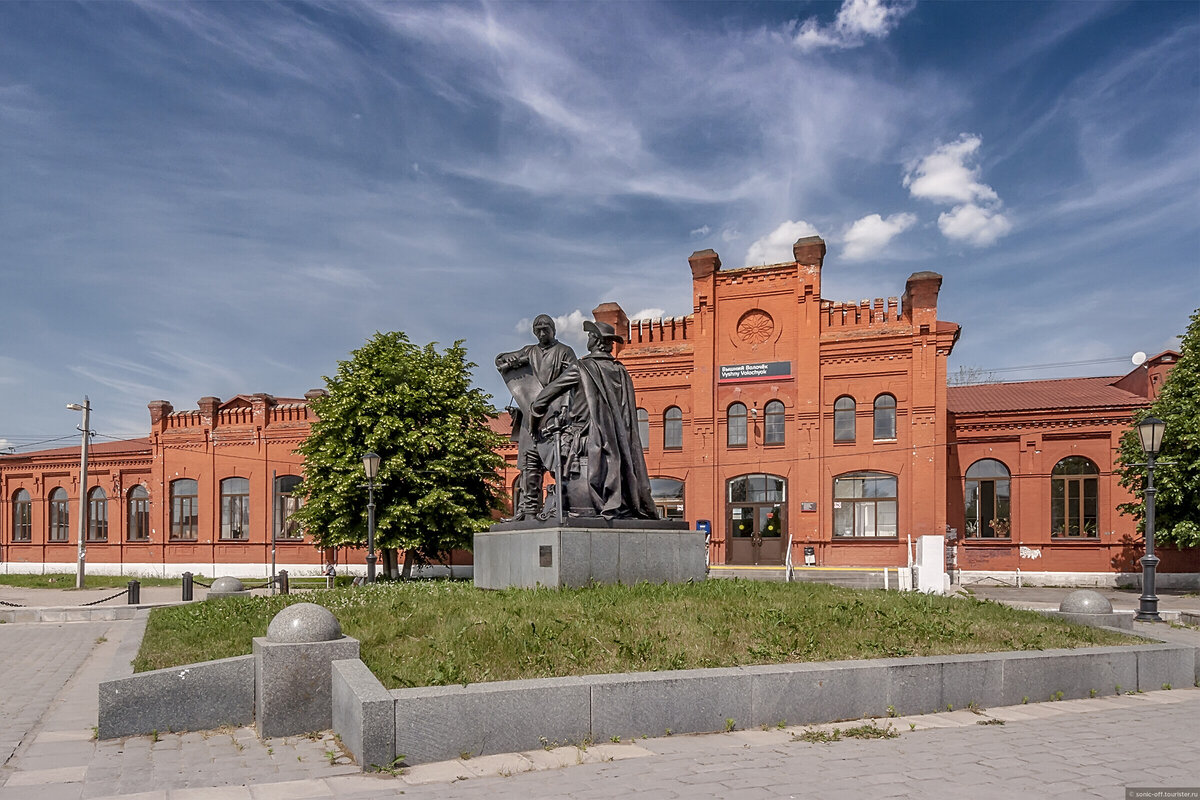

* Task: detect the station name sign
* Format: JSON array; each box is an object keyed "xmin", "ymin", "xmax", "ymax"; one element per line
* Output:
[{"xmin": 718, "ymin": 361, "xmax": 792, "ymax": 383}]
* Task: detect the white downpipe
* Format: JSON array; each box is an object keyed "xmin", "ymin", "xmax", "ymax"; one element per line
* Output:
[
  {"xmin": 785, "ymin": 533, "xmax": 793, "ymax": 582},
  {"xmin": 883, "ymin": 567, "xmax": 889, "ymax": 591}
]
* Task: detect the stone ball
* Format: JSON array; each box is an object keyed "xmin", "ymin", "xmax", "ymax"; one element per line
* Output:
[
  {"xmin": 209, "ymin": 576, "xmax": 245, "ymax": 593},
  {"xmin": 266, "ymin": 603, "xmax": 343, "ymax": 643},
  {"xmin": 1059, "ymin": 589, "xmax": 1113, "ymax": 614}
]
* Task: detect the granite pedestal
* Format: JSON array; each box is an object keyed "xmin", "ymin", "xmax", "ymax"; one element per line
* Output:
[
  {"xmin": 474, "ymin": 520, "xmax": 705, "ymax": 589},
  {"xmin": 253, "ymin": 603, "xmax": 361, "ymax": 737}
]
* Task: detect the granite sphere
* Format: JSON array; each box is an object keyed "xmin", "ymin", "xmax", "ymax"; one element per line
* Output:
[
  {"xmin": 1059, "ymin": 589, "xmax": 1113, "ymax": 614},
  {"xmin": 266, "ymin": 603, "xmax": 343, "ymax": 643},
  {"xmin": 209, "ymin": 576, "xmax": 245, "ymax": 594}
]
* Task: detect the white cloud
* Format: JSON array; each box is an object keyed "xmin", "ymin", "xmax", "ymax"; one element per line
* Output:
[
  {"xmin": 905, "ymin": 134, "xmax": 1012, "ymax": 247},
  {"xmin": 903, "ymin": 134, "xmax": 998, "ymax": 205},
  {"xmin": 794, "ymin": 0, "xmax": 916, "ymax": 52},
  {"xmin": 629, "ymin": 308, "xmax": 667, "ymax": 321},
  {"xmin": 841, "ymin": 212, "xmax": 917, "ymax": 260},
  {"xmin": 937, "ymin": 204, "xmax": 1013, "ymax": 247},
  {"xmin": 745, "ymin": 220, "xmax": 821, "ymax": 266},
  {"xmin": 690, "ymin": 225, "xmax": 711, "ymax": 237}
]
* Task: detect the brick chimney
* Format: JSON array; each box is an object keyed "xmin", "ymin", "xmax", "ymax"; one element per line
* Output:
[
  {"xmin": 688, "ymin": 249, "xmax": 721, "ymax": 280},
  {"xmin": 148, "ymin": 400, "xmax": 173, "ymax": 428},
  {"xmin": 592, "ymin": 302, "xmax": 630, "ymax": 356},
  {"xmin": 198, "ymin": 396, "xmax": 220, "ymax": 425},
  {"xmin": 902, "ymin": 271, "xmax": 943, "ymax": 328},
  {"xmin": 793, "ymin": 236, "xmax": 826, "ymax": 268}
]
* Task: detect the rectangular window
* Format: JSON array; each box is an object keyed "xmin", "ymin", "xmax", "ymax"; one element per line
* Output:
[
  {"xmin": 128, "ymin": 496, "xmax": 149, "ymax": 541},
  {"xmin": 49, "ymin": 496, "xmax": 70, "ymax": 542},
  {"xmin": 832, "ymin": 473, "xmax": 898, "ymax": 538},
  {"xmin": 171, "ymin": 480, "xmax": 199, "ymax": 541},
  {"xmin": 221, "ymin": 478, "xmax": 250, "ymax": 541},
  {"xmin": 13, "ymin": 496, "xmax": 32, "ymax": 542},
  {"xmin": 87, "ymin": 495, "xmax": 108, "ymax": 542},
  {"xmin": 275, "ymin": 494, "xmax": 304, "ymax": 540}
]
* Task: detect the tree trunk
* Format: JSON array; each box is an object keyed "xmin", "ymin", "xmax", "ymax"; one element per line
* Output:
[
  {"xmin": 401, "ymin": 549, "xmax": 416, "ymax": 581},
  {"xmin": 381, "ymin": 548, "xmax": 397, "ymax": 579}
]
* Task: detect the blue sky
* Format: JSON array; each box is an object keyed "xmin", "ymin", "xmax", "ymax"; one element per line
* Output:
[{"xmin": 2, "ymin": 0, "xmax": 1197, "ymax": 448}]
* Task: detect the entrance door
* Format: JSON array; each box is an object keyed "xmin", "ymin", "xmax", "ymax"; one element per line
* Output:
[{"xmin": 726, "ymin": 474, "xmax": 787, "ymax": 565}]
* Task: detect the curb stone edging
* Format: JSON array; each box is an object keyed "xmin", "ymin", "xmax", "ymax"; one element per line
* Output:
[{"xmin": 332, "ymin": 637, "xmax": 1198, "ymax": 769}]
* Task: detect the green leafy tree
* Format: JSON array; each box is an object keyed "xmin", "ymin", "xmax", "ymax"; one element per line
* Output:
[
  {"xmin": 293, "ymin": 332, "xmax": 507, "ymax": 577},
  {"xmin": 1116, "ymin": 308, "xmax": 1200, "ymax": 549}
]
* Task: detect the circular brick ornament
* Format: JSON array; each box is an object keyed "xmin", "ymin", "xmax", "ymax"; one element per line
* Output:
[
  {"xmin": 266, "ymin": 602, "xmax": 343, "ymax": 643},
  {"xmin": 737, "ymin": 310, "xmax": 774, "ymax": 345}
]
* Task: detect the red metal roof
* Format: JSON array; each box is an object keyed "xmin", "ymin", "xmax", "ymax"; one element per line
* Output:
[
  {"xmin": 948, "ymin": 377, "xmax": 1147, "ymax": 414},
  {"xmin": 3, "ymin": 437, "xmax": 151, "ymax": 460}
]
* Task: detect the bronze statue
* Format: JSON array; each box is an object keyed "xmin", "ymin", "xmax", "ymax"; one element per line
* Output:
[
  {"xmin": 531, "ymin": 319, "xmax": 658, "ymax": 520},
  {"xmin": 496, "ymin": 315, "xmax": 577, "ymax": 520}
]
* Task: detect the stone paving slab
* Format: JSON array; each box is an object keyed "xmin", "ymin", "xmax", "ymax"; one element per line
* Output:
[{"xmin": 3, "ymin": 593, "xmax": 1199, "ymax": 799}]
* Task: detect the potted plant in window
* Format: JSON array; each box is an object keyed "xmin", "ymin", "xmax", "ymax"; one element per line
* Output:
[{"xmin": 990, "ymin": 518, "xmax": 1011, "ymax": 538}]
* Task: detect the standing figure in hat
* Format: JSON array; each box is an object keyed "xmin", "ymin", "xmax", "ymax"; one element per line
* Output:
[{"xmin": 530, "ymin": 318, "xmax": 657, "ymax": 520}]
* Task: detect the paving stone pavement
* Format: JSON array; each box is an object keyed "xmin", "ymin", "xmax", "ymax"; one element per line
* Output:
[{"xmin": 1, "ymin": 597, "xmax": 1198, "ymax": 799}]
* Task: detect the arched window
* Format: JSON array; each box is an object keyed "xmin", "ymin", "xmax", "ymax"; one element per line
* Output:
[
  {"xmin": 12, "ymin": 489, "xmax": 32, "ymax": 542},
  {"xmin": 636, "ymin": 408, "xmax": 649, "ymax": 451},
  {"xmin": 48, "ymin": 488, "xmax": 69, "ymax": 542},
  {"xmin": 727, "ymin": 403, "xmax": 747, "ymax": 447},
  {"xmin": 664, "ymin": 407, "xmax": 683, "ymax": 450},
  {"xmin": 220, "ymin": 477, "xmax": 250, "ymax": 541},
  {"xmin": 127, "ymin": 485, "xmax": 149, "ymax": 542},
  {"xmin": 834, "ymin": 396, "xmax": 856, "ymax": 443},
  {"xmin": 1052, "ymin": 457, "xmax": 1099, "ymax": 538},
  {"xmin": 87, "ymin": 487, "xmax": 108, "ymax": 542},
  {"xmin": 965, "ymin": 459, "xmax": 1011, "ymax": 538},
  {"xmin": 833, "ymin": 472, "xmax": 897, "ymax": 538},
  {"xmin": 170, "ymin": 479, "xmax": 198, "ymax": 541},
  {"xmin": 873, "ymin": 394, "xmax": 897, "ymax": 440},
  {"xmin": 650, "ymin": 477, "xmax": 685, "ymax": 521},
  {"xmin": 764, "ymin": 400, "xmax": 785, "ymax": 445},
  {"xmin": 275, "ymin": 475, "xmax": 304, "ymax": 540}
]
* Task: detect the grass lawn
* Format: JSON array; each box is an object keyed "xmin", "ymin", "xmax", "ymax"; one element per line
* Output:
[
  {"xmin": 0, "ymin": 573, "xmax": 184, "ymax": 589},
  {"xmin": 134, "ymin": 579, "xmax": 1137, "ymax": 689}
]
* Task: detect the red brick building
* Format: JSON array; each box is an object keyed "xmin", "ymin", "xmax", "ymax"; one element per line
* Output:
[{"xmin": 1, "ymin": 237, "xmax": 1192, "ymax": 585}]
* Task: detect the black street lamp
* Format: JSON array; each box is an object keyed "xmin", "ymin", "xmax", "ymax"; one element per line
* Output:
[
  {"xmin": 362, "ymin": 451, "xmax": 381, "ymax": 583},
  {"xmin": 1135, "ymin": 416, "xmax": 1166, "ymax": 622}
]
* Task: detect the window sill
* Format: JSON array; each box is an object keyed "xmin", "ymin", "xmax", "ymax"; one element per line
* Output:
[
  {"xmin": 873, "ymin": 438, "xmax": 898, "ymax": 444},
  {"xmin": 832, "ymin": 440, "xmax": 857, "ymax": 446},
  {"xmin": 831, "ymin": 536, "xmax": 900, "ymax": 541},
  {"xmin": 1049, "ymin": 537, "xmax": 1101, "ymax": 543},
  {"xmin": 963, "ymin": 538, "xmax": 1013, "ymax": 544}
]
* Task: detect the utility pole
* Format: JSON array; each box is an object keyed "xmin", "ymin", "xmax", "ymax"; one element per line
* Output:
[{"xmin": 66, "ymin": 396, "xmax": 91, "ymax": 589}]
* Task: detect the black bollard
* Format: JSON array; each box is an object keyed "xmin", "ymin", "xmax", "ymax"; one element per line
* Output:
[
  {"xmin": 182, "ymin": 571, "xmax": 193, "ymax": 602},
  {"xmin": 127, "ymin": 580, "xmax": 141, "ymax": 605},
  {"xmin": 277, "ymin": 569, "xmax": 289, "ymax": 595}
]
